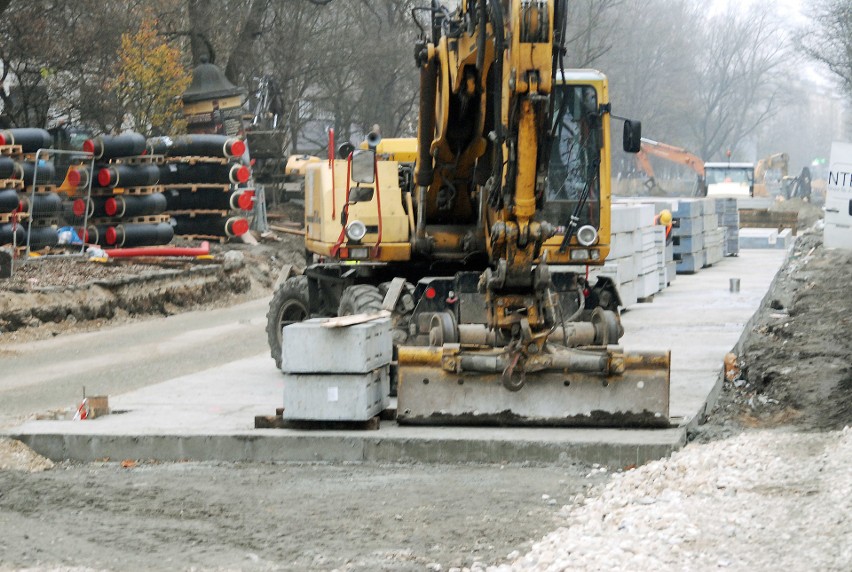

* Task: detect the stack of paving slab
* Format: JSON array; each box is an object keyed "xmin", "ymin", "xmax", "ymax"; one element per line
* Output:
[
  {"xmin": 279, "ymin": 317, "xmax": 391, "ymax": 421},
  {"xmin": 592, "ymin": 202, "xmax": 668, "ymax": 308},
  {"xmin": 612, "ymin": 197, "xmax": 726, "ymax": 275},
  {"xmin": 715, "ymin": 198, "xmax": 740, "ymax": 256}
]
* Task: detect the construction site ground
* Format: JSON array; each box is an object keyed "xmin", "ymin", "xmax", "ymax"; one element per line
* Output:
[{"xmin": 2, "ymin": 201, "xmax": 851, "ymax": 571}]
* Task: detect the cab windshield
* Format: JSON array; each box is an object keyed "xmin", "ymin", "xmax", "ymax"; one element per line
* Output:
[
  {"xmin": 706, "ymin": 168, "xmax": 753, "ymax": 185},
  {"xmin": 540, "ymin": 83, "xmax": 601, "ymax": 229}
]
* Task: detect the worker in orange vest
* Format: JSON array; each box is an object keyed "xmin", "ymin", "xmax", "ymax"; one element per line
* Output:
[{"xmin": 655, "ymin": 209, "xmax": 673, "ymax": 244}]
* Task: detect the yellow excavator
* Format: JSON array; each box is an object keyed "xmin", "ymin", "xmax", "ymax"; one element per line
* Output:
[{"xmin": 267, "ymin": 0, "xmax": 671, "ymax": 427}]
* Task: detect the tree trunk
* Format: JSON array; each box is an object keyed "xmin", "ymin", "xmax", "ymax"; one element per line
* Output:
[
  {"xmin": 187, "ymin": 0, "xmax": 215, "ymax": 64},
  {"xmin": 224, "ymin": 0, "xmax": 269, "ymax": 85}
]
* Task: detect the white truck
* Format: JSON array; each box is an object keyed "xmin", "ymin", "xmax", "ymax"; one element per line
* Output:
[
  {"xmin": 824, "ymin": 142, "xmax": 852, "ymax": 249},
  {"xmin": 704, "ymin": 162, "xmax": 755, "ymax": 198}
]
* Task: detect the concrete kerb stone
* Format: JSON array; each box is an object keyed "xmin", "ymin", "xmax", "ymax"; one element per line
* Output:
[{"xmin": 11, "ymin": 427, "xmax": 688, "ymax": 470}]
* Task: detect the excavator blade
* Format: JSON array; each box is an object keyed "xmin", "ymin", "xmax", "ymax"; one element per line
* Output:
[{"xmin": 396, "ymin": 349, "xmax": 671, "ymax": 428}]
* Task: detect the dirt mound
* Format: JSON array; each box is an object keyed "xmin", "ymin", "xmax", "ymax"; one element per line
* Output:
[
  {"xmin": 697, "ymin": 229, "xmax": 852, "ymax": 439},
  {"xmin": 0, "ymin": 233, "xmax": 305, "ymax": 343},
  {"xmin": 768, "ymin": 197, "xmax": 824, "ymax": 230}
]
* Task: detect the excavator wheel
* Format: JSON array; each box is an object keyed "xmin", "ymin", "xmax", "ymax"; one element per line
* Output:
[
  {"xmin": 266, "ymin": 275, "xmax": 310, "ymax": 370},
  {"xmin": 338, "ymin": 284, "xmax": 384, "ymax": 315}
]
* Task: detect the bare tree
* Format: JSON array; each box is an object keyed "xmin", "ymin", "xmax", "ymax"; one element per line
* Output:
[
  {"xmin": 685, "ymin": 2, "xmax": 795, "ymax": 161},
  {"xmin": 800, "ymin": 0, "xmax": 852, "ymax": 96}
]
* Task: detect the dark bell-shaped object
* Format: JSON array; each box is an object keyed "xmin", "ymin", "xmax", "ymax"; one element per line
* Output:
[{"xmin": 182, "ymin": 55, "xmax": 247, "ymax": 104}]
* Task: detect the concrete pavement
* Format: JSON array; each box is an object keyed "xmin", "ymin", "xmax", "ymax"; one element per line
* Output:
[{"xmin": 7, "ymin": 249, "xmax": 788, "ymax": 467}]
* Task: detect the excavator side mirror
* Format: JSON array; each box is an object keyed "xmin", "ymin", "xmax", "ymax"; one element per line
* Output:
[
  {"xmin": 350, "ymin": 148, "xmax": 376, "ymax": 184},
  {"xmin": 348, "ymin": 185, "xmax": 374, "ymax": 203},
  {"xmin": 623, "ymin": 120, "xmax": 642, "ymax": 153}
]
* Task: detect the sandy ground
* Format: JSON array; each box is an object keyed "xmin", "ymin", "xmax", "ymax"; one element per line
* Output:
[
  {"xmin": 2, "ymin": 206, "xmax": 851, "ymax": 571},
  {"xmin": 0, "ymin": 460, "xmax": 607, "ymax": 572}
]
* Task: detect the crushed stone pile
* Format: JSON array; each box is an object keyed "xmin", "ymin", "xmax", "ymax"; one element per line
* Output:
[
  {"xmin": 0, "ymin": 437, "xmax": 53, "ymax": 472},
  {"xmin": 490, "ymin": 428, "xmax": 852, "ymax": 571}
]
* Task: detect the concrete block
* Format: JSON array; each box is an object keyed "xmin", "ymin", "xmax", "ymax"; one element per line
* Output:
[
  {"xmin": 703, "ymin": 213, "xmax": 719, "ymax": 232},
  {"xmin": 281, "ymin": 317, "xmax": 392, "ymax": 374},
  {"xmin": 637, "ymin": 271, "xmax": 659, "ymax": 299},
  {"xmin": 611, "ymin": 203, "xmax": 656, "ymax": 233},
  {"xmin": 640, "ymin": 251, "xmax": 658, "ymax": 275},
  {"xmin": 704, "ymin": 244, "xmax": 724, "ymax": 266},
  {"xmin": 610, "ymin": 205, "xmax": 640, "ymax": 234},
  {"xmin": 676, "ymin": 251, "xmax": 704, "ymax": 274},
  {"xmin": 725, "ymin": 237, "xmax": 740, "ymax": 257},
  {"xmin": 738, "ymin": 228, "xmax": 794, "ymax": 249},
  {"xmin": 671, "ymin": 199, "xmax": 705, "ymax": 218},
  {"xmin": 609, "ymin": 231, "xmax": 636, "ymax": 259},
  {"xmin": 665, "ymin": 260, "xmax": 677, "ymax": 283},
  {"xmin": 597, "ymin": 256, "xmax": 636, "ymax": 284},
  {"xmin": 640, "ymin": 228, "xmax": 656, "ymax": 250},
  {"xmin": 673, "ymin": 233, "xmax": 705, "ymax": 254},
  {"xmin": 282, "ymin": 367, "xmax": 390, "ymax": 421},
  {"xmin": 632, "ymin": 229, "xmax": 644, "ymax": 253},
  {"xmin": 714, "ymin": 197, "xmax": 738, "ymax": 214},
  {"xmin": 704, "ymin": 228, "xmax": 726, "ymax": 247},
  {"xmin": 672, "ymin": 216, "xmax": 704, "ymax": 236},
  {"xmin": 617, "ymin": 279, "xmax": 637, "ymax": 308}
]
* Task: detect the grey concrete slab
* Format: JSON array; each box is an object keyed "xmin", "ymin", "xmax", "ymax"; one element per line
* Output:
[{"xmin": 7, "ymin": 248, "xmax": 789, "ymax": 467}]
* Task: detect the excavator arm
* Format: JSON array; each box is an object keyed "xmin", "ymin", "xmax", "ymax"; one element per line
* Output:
[{"xmin": 636, "ymin": 137, "xmax": 706, "ymax": 196}]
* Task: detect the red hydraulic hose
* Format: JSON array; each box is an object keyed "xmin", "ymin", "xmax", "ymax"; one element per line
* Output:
[
  {"xmin": 329, "ymin": 128, "xmax": 336, "ymax": 220},
  {"xmin": 105, "ymin": 241, "xmax": 210, "ymax": 258}
]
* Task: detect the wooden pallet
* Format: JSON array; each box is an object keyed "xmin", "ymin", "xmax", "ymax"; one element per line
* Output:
[
  {"xmin": 174, "ymin": 233, "xmax": 227, "ymax": 244},
  {"xmin": 0, "ymin": 211, "xmax": 27, "ymax": 223},
  {"xmin": 25, "ymin": 184, "xmax": 58, "ymax": 194},
  {"xmin": 0, "ymin": 179, "xmax": 24, "ymax": 190},
  {"xmin": 91, "ymin": 185, "xmax": 164, "ymax": 197},
  {"xmin": 29, "ymin": 217, "xmax": 61, "ymax": 227},
  {"xmin": 166, "ymin": 156, "xmax": 229, "ymax": 166},
  {"xmin": 0, "ymin": 145, "xmax": 23, "ymax": 156},
  {"xmin": 109, "ymin": 154, "xmax": 165, "ymax": 165},
  {"xmin": 167, "ymin": 209, "xmax": 231, "ymax": 217},
  {"xmin": 162, "ymin": 183, "xmax": 231, "ymax": 193},
  {"xmin": 89, "ymin": 214, "xmax": 170, "ymax": 225}
]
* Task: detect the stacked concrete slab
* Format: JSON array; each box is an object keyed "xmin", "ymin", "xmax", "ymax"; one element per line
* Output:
[
  {"xmin": 612, "ymin": 197, "xmax": 731, "ymax": 276},
  {"xmin": 593, "ymin": 202, "xmax": 664, "ymax": 308},
  {"xmin": 279, "ymin": 318, "xmax": 391, "ymax": 421},
  {"xmin": 703, "ymin": 207, "xmax": 725, "ymax": 268},
  {"xmin": 715, "ymin": 198, "xmax": 740, "ymax": 256}
]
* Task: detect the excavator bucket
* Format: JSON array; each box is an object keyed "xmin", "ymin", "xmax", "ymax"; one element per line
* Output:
[{"xmin": 396, "ymin": 346, "xmax": 671, "ymax": 428}]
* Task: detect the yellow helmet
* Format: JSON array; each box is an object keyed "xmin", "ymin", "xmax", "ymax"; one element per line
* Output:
[{"xmin": 658, "ymin": 209, "xmax": 672, "ymax": 226}]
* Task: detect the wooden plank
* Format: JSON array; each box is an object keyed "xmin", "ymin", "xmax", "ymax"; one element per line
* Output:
[
  {"xmin": 321, "ymin": 310, "xmax": 391, "ymax": 328},
  {"xmin": 269, "ymin": 223, "xmax": 305, "ymax": 236},
  {"xmin": 382, "ymin": 277, "xmax": 407, "ymax": 311},
  {"xmin": 254, "ymin": 413, "xmax": 382, "ymax": 430}
]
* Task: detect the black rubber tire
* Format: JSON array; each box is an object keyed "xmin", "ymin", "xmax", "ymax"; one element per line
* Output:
[
  {"xmin": 266, "ymin": 275, "xmax": 310, "ymax": 369},
  {"xmin": 337, "ymin": 284, "xmax": 384, "ymax": 316}
]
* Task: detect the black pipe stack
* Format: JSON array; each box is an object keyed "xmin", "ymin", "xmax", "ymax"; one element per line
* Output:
[
  {"xmin": 0, "ymin": 129, "xmax": 62, "ymax": 250},
  {"xmin": 150, "ymin": 134, "xmax": 252, "ymax": 241},
  {"xmin": 77, "ymin": 131, "xmax": 172, "ymax": 248}
]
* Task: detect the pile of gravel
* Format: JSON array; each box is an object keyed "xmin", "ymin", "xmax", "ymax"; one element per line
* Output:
[
  {"xmin": 0, "ymin": 437, "xmax": 53, "ymax": 472},
  {"xmin": 488, "ymin": 428, "xmax": 851, "ymax": 571}
]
